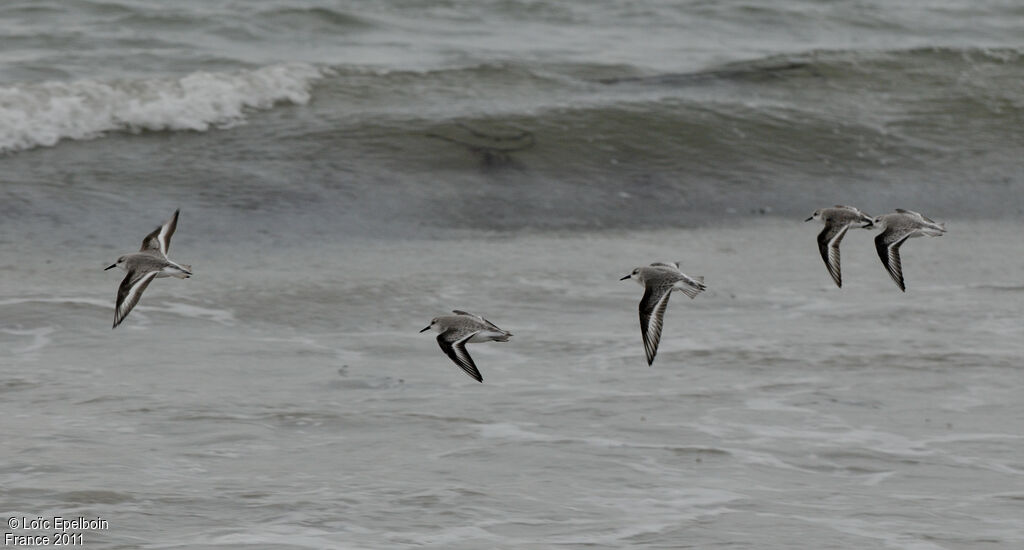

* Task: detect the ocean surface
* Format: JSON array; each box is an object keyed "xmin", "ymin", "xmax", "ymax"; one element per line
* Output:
[{"xmin": 1, "ymin": 1, "xmax": 1023, "ymax": 549}]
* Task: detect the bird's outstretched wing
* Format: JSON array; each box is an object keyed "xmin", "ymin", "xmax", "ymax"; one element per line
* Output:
[
  {"xmin": 875, "ymin": 229, "xmax": 911, "ymax": 292},
  {"xmin": 113, "ymin": 270, "xmax": 159, "ymax": 328},
  {"xmin": 817, "ymin": 222, "xmax": 851, "ymax": 288},
  {"xmin": 140, "ymin": 209, "xmax": 180, "ymax": 257},
  {"xmin": 649, "ymin": 261, "xmax": 680, "ymax": 269},
  {"xmin": 638, "ymin": 284, "xmax": 674, "ymax": 366},
  {"xmin": 438, "ymin": 330, "xmax": 484, "ymax": 382},
  {"xmin": 451, "ymin": 310, "xmax": 504, "ymax": 332}
]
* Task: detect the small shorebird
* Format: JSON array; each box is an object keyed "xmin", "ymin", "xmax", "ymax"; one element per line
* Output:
[
  {"xmin": 106, "ymin": 209, "xmax": 192, "ymax": 328},
  {"xmin": 871, "ymin": 209, "xmax": 946, "ymax": 291},
  {"xmin": 805, "ymin": 205, "xmax": 874, "ymax": 288},
  {"xmin": 420, "ymin": 310, "xmax": 513, "ymax": 382},
  {"xmin": 620, "ymin": 262, "xmax": 705, "ymax": 366}
]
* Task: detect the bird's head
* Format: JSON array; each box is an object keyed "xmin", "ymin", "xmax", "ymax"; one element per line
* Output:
[
  {"xmin": 105, "ymin": 256, "xmax": 128, "ymax": 272},
  {"xmin": 420, "ymin": 318, "xmax": 440, "ymax": 333}
]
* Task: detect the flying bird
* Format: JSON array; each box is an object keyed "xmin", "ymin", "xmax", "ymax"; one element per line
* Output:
[
  {"xmin": 620, "ymin": 262, "xmax": 705, "ymax": 366},
  {"xmin": 420, "ymin": 310, "xmax": 513, "ymax": 382},
  {"xmin": 804, "ymin": 205, "xmax": 874, "ymax": 288},
  {"xmin": 106, "ymin": 209, "xmax": 192, "ymax": 328},
  {"xmin": 871, "ymin": 209, "xmax": 946, "ymax": 291}
]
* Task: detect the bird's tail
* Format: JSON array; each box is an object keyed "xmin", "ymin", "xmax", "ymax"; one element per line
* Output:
[{"xmin": 678, "ymin": 276, "xmax": 706, "ymax": 299}]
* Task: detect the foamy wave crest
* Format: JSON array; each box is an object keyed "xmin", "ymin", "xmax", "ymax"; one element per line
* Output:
[{"xmin": 0, "ymin": 63, "xmax": 326, "ymax": 152}]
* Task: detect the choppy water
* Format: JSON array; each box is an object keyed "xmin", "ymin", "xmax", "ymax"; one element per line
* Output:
[{"xmin": 1, "ymin": 1, "xmax": 1023, "ymax": 549}]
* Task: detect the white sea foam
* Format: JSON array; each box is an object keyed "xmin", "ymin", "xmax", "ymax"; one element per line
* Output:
[
  {"xmin": 0, "ymin": 297, "xmax": 109, "ymax": 308},
  {"xmin": 144, "ymin": 302, "xmax": 236, "ymax": 326},
  {"xmin": 0, "ymin": 63, "xmax": 327, "ymax": 152},
  {"xmin": 0, "ymin": 326, "xmax": 55, "ymax": 357},
  {"xmin": 199, "ymin": 528, "xmax": 371, "ymax": 550},
  {"xmin": 786, "ymin": 515, "xmax": 951, "ymax": 550},
  {"xmin": 478, "ymin": 422, "xmax": 556, "ymax": 442}
]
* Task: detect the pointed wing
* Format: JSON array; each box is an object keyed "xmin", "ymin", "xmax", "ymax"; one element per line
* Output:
[
  {"xmin": 451, "ymin": 310, "xmax": 503, "ymax": 332},
  {"xmin": 649, "ymin": 261, "xmax": 680, "ymax": 269},
  {"xmin": 817, "ymin": 222, "xmax": 851, "ymax": 288},
  {"xmin": 893, "ymin": 208, "xmax": 922, "ymax": 218},
  {"xmin": 113, "ymin": 270, "xmax": 159, "ymax": 328},
  {"xmin": 140, "ymin": 209, "xmax": 180, "ymax": 257},
  {"xmin": 875, "ymin": 229, "xmax": 911, "ymax": 292},
  {"xmin": 842, "ymin": 206, "xmax": 873, "ymax": 223},
  {"xmin": 437, "ymin": 330, "xmax": 483, "ymax": 382},
  {"xmin": 894, "ymin": 207, "xmax": 938, "ymax": 224},
  {"xmin": 638, "ymin": 284, "xmax": 674, "ymax": 366}
]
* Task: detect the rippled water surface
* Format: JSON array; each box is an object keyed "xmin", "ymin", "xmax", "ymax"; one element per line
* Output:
[{"xmin": 3, "ymin": 222, "xmax": 1023, "ymax": 549}]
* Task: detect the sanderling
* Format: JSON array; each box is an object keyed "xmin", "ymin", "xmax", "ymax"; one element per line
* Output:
[
  {"xmin": 420, "ymin": 310, "xmax": 513, "ymax": 382},
  {"xmin": 871, "ymin": 209, "xmax": 946, "ymax": 291},
  {"xmin": 620, "ymin": 262, "xmax": 705, "ymax": 366},
  {"xmin": 805, "ymin": 205, "xmax": 874, "ymax": 288},
  {"xmin": 105, "ymin": 209, "xmax": 192, "ymax": 328}
]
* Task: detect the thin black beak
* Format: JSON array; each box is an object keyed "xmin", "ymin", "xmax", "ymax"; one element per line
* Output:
[
  {"xmin": 619, "ymin": 275, "xmax": 631, "ymax": 281},
  {"xmin": 104, "ymin": 264, "xmax": 117, "ymax": 271},
  {"xmin": 419, "ymin": 325, "xmax": 431, "ymax": 333},
  {"xmin": 804, "ymin": 216, "xmax": 813, "ymax": 222}
]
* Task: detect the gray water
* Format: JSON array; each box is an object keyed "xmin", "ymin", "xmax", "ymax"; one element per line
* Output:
[{"xmin": 2, "ymin": 1, "xmax": 1023, "ymax": 549}]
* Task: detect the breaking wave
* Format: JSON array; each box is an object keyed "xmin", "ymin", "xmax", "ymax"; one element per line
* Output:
[{"xmin": 0, "ymin": 63, "xmax": 327, "ymax": 153}]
